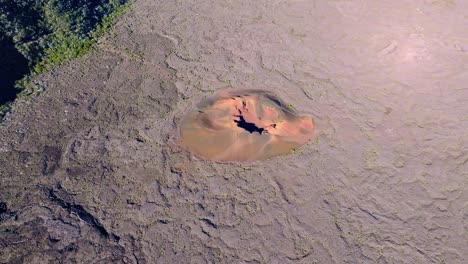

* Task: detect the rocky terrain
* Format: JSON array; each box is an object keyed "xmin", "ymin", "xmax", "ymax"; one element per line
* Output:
[{"xmin": 0, "ymin": 0, "xmax": 467, "ymax": 263}]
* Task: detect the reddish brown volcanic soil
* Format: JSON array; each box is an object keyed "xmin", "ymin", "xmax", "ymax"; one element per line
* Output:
[{"xmin": 179, "ymin": 90, "xmax": 314, "ymax": 161}]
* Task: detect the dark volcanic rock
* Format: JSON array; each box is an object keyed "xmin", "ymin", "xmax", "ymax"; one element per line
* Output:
[{"xmin": 0, "ymin": 1, "xmax": 467, "ymax": 263}]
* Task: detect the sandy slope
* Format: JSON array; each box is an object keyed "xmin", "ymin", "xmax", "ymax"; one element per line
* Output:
[{"xmin": 1, "ymin": 0, "xmax": 467, "ymax": 263}]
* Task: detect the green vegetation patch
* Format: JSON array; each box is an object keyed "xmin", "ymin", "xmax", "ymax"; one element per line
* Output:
[{"xmin": 0, "ymin": 0, "xmax": 131, "ymax": 117}]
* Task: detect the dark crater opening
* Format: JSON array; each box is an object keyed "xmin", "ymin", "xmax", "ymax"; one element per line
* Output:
[
  {"xmin": 234, "ymin": 110, "xmax": 266, "ymax": 134},
  {"xmin": 0, "ymin": 37, "xmax": 29, "ymax": 105}
]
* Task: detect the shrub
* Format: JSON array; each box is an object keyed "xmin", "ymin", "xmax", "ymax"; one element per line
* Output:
[{"xmin": 0, "ymin": 0, "xmax": 130, "ymax": 117}]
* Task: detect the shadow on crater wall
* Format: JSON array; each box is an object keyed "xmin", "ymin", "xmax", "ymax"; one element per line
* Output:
[{"xmin": 0, "ymin": 37, "xmax": 29, "ymax": 105}]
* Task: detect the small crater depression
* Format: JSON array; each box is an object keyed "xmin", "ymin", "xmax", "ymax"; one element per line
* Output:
[{"xmin": 178, "ymin": 90, "xmax": 315, "ymax": 161}]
